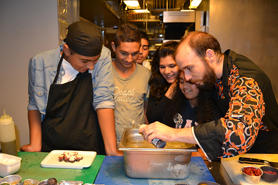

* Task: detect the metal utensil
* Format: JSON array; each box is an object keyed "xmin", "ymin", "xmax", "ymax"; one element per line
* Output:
[{"xmin": 239, "ymin": 157, "xmax": 278, "ymax": 168}]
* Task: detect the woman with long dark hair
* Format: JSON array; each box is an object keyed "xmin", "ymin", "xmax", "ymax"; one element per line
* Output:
[{"xmin": 146, "ymin": 41, "xmax": 179, "ymax": 124}]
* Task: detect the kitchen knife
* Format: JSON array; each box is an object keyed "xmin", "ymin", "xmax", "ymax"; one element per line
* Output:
[{"xmin": 239, "ymin": 157, "xmax": 278, "ymax": 168}]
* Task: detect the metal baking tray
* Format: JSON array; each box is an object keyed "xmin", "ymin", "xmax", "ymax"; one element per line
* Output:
[{"xmin": 119, "ymin": 128, "xmax": 197, "ymax": 179}]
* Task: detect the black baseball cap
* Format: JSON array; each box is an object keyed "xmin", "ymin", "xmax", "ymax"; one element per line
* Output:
[{"xmin": 64, "ymin": 21, "xmax": 102, "ymax": 57}]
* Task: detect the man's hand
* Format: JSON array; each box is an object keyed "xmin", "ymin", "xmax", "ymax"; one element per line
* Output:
[
  {"xmin": 139, "ymin": 121, "xmax": 176, "ymax": 143},
  {"xmin": 97, "ymin": 108, "xmax": 123, "ymax": 156},
  {"xmin": 20, "ymin": 144, "xmax": 41, "ymax": 152},
  {"xmin": 23, "ymin": 110, "xmax": 42, "ymax": 152},
  {"xmin": 139, "ymin": 121, "xmax": 197, "ymax": 144}
]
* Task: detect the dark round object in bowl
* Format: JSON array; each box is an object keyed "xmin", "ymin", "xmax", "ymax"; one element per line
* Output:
[
  {"xmin": 260, "ymin": 166, "xmax": 278, "ymax": 182},
  {"xmin": 47, "ymin": 178, "xmax": 57, "ymax": 185}
]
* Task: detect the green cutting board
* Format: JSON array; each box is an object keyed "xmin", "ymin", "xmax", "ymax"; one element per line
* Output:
[{"xmin": 16, "ymin": 152, "xmax": 104, "ymax": 183}]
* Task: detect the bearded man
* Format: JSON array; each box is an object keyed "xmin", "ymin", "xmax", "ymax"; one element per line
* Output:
[{"xmin": 140, "ymin": 31, "xmax": 278, "ymax": 161}]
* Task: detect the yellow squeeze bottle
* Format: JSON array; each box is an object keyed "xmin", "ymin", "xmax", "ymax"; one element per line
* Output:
[{"xmin": 0, "ymin": 110, "xmax": 17, "ymax": 156}]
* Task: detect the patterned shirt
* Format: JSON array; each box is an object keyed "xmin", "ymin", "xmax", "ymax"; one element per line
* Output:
[
  {"xmin": 193, "ymin": 50, "xmax": 278, "ymax": 161},
  {"xmin": 216, "ymin": 64, "xmax": 265, "ymax": 157}
]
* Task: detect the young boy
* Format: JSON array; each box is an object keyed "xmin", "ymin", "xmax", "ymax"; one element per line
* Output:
[
  {"xmin": 111, "ymin": 24, "xmax": 151, "ymax": 142},
  {"xmin": 22, "ymin": 21, "xmax": 121, "ymax": 155}
]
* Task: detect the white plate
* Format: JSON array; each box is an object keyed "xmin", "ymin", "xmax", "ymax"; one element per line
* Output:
[{"xmin": 40, "ymin": 150, "xmax": 96, "ymax": 169}]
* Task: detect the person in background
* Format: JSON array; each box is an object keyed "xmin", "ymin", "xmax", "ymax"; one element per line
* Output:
[
  {"xmin": 165, "ymin": 71, "xmax": 221, "ymax": 129},
  {"xmin": 22, "ymin": 21, "xmax": 121, "ymax": 156},
  {"xmin": 140, "ymin": 31, "xmax": 278, "ymax": 161},
  {"xmin": 146, "ymin": 41, "xmax": 179, "ymax": 123},
  {"xmin": 111, "ymin": 24, "xmax": 151, "ymax": 143},
  {"xmin": 137, "ymin": 31, "xmax": 151, "ymax": 70},
  {"xmin": 166, "ymin": 70, "xmax": 221, "ymax": 161}
]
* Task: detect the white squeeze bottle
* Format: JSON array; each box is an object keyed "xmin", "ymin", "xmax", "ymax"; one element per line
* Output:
[{"xmin": 0, "ymin": 110, "xmax": 17, "ymax": 155}]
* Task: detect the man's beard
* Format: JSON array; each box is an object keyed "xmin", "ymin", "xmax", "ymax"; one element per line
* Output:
[{"xmin": 197, "ymin": 61, "xmax": 217, "ymax": 91}]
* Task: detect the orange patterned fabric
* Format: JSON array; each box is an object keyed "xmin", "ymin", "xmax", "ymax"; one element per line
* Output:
[{"xmin": 216, "ymin": 65, "xmax": 265, "ymax": 157}]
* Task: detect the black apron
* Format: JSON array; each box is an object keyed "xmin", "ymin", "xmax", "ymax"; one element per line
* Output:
[{"xmin": 41, "ymin": 53, "xmax": 105, "ymax": 154}]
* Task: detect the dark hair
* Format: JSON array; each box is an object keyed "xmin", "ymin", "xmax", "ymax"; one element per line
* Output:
[
  {"xmin": 114, "ymin": 24, "xmax": 141, "ymax": 47},
  {"xmin": 195, "ymin": 86, "xmax": 221, "ymax": 123},
  {"xmin": 180, "ymin": 31, "xmax": 222, "ymax": 58},
  {"xmin": 164, "ymin": 84, "xmax": 188, "ymax": 127},
  {"xmin": 166, "ymin": 73, "xmax": 221, "ymax": 125},
  {"xmin": 149, "ymin": 41, "xmax": 179, "ymax": 99},
  {"xmin": 140, "ymin": 31, "xmax": 149, "ymax": 44}
]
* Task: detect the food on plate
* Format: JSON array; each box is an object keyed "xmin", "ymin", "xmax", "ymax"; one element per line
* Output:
[
  {"xmin": 242, "ymin": 166, "xmax": 262, "ymax": 176},
  {"xmin": 58, "ymin": 152, "xmax": 83, "ymax": 163}
]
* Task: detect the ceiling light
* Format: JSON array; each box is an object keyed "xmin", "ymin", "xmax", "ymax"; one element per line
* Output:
[
  {"xmin": 180, "ymin": 10, "xmax": 195, "ymax": 12},
  {"xmin": 123, "ymin": 0, "xmax": 141, "ymax": 9},
  {"xmin": 132, "ymin": 9, "xmax": 150, "ymax": 13},
  {"xmin": 189, "ymin": 0, "xmax": 202, "ymax": 9}
]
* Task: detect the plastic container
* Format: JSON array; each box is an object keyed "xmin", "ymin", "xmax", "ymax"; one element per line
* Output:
[
  {"xmin": 23, "ymin": 179, "xmax": 40, "ymax": 185},
  {"xmin": 119, "ymin": 128, "xmax": 197, "ymax": 179},
  {"xmin": 0, "ymin": 174, "xmax": 22, "ymax": 184},
  {"xmin": 0, "ymin": 153, "xmax": 21, "ymax": 177},
  {"xmin": 0, "ymin": 110, "xmax": 17, "ymax": 156},
  {"xmin": 242, "ymin": 166, "xmax": 263, "ymax": 184}
]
